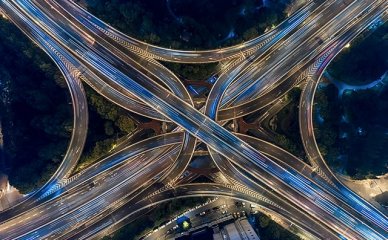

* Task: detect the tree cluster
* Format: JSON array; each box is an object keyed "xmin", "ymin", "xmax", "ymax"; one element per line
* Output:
[
  {"xmin": 0, "ymin": 18, "xmax": 72, "ymax": 193},
  {"xmin": 74, "ymin": 86, "xmax": 137, "ymax": 173},
  {"xmin": 315, "ymin": 23, "xmax": 388, "ymax": 179},
  {"xmin": 83, "ymin": 0, "xmax": 292, "ymax": 50},
  {"xmin": 328, "ymin": 22, "xmax": 388, "ymax": 85},
  {"xmin": 273, "ymin": 88, "xmax": 307, "ymax": 161},
  {"xmin": 163, "ymin": 62, "xmax": 218, "ymax": 81},
  {"xmin": 253, "ymin": 213, "xmax": 300, "ymax": 240}
]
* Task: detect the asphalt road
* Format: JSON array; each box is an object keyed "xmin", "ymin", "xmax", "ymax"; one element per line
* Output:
[{"xmin": 0, "ymin": 0, "xmax": 387, "ymax": 239}]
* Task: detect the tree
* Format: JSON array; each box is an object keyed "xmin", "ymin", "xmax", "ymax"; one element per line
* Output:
[
  {"xmin": 243, "ymin": 27, "xmax": 258, "ymax": 41},
  {"xmin": 115, "ymin": 115, "xmax": 135, "ymax": 133},
  {"xmin": 104, "ymin": 121, "xmax": 115, "ymax": 136},
  {"xmin": 259, "ymin": 214, "xmax": 270, "ymax": 228},
  {"xmin": 148, "ymin": 33, "xmax": 160, "ymax": 44}
]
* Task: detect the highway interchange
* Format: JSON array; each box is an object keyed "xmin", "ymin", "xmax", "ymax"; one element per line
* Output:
[{"xmin": 0, "ymin": 0, "xmax": 387, "ymax": 239}]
